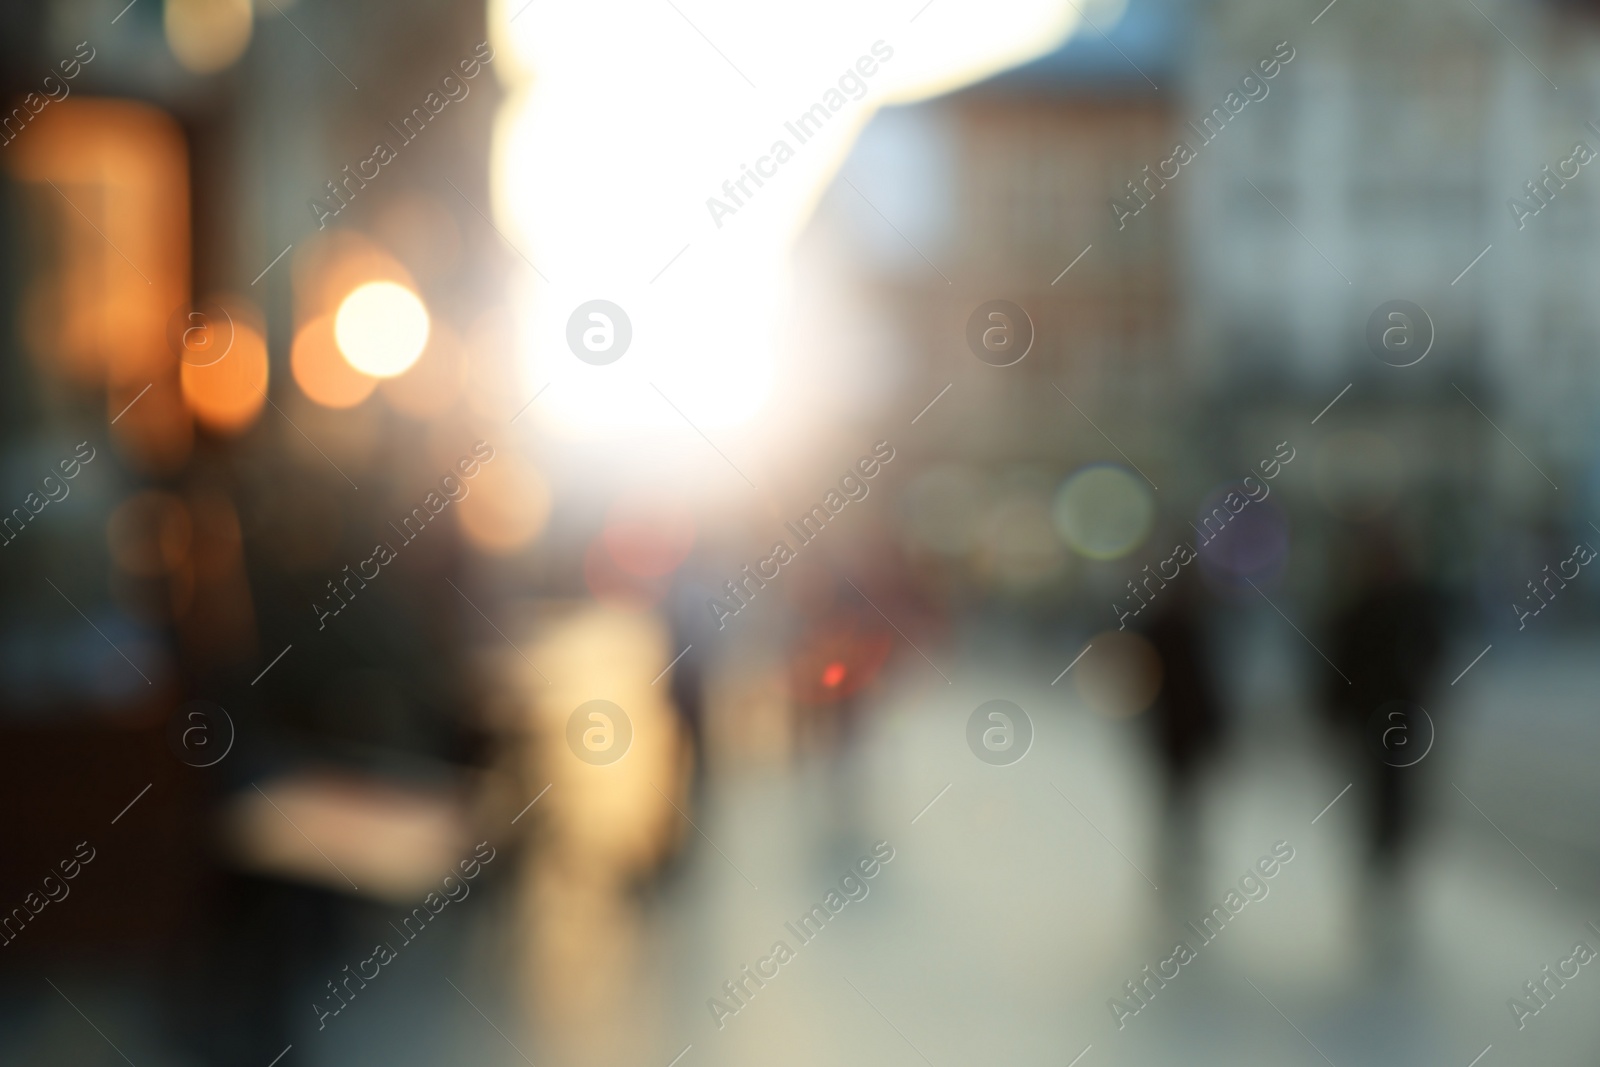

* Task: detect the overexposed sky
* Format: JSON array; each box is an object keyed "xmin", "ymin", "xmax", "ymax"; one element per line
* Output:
[{"xmin": 488, "ymin": 0, "xmax": 1082, "ymax": 435}]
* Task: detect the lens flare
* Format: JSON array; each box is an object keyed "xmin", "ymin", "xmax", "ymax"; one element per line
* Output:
[
  {"xmin": 457, "ymin": 452, "xmax": 551, "ymax": 555},
  {"xmin": 1075, "ymin": 630, "xmax": 1163, "ymax": 718},
  {"xmin": 334, "ymin": 281, "xmax": 430, "ymax": 378},
  {"xmin": 293, "ymin": 314, "xmax": 377, "ymax": 409},
  {"xmin": 1054, "ymin": 464, "xmax": 1154, "ymax": 560},
  {"xmin": 180, "ymin": 322, "xmax": 267, "ymax": 433},
  {"xmin": 1195, "ymin": 488, "xmax": 1288, "ymax": 581},
  {"xmin": 165, "ymin": 0, "xmax": 253, "ymax": 75}
]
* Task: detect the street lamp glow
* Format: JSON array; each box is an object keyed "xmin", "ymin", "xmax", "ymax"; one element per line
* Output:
[{"xmin": 335, "ymin": 281, "xmax": 431, "ymax": 378}]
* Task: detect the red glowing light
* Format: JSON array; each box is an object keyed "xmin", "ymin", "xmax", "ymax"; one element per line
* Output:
[{"xmin": 789, "ymin": 608, "xmax": 894, "ymax": 704}]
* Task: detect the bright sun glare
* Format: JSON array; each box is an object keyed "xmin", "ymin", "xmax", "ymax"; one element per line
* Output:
[{"xmin": 489, "ymin": 0, "xmax": 1080, "ymax": 438}]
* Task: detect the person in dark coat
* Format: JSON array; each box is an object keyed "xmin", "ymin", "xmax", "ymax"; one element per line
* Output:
[
  {"xmin": 1324, "ymin": 526, "xmax": 1447, "ymax": 882},
  {"xmin": 1140, "ymin": 579, "xmax": 1226, "ymax": 899}
]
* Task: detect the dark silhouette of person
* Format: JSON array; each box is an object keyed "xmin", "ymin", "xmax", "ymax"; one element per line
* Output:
[
  {"xmin": 1140, "ymin": 579, "xmax": 1225, "ymax": 900},
  {"xmin": 1323, "ymin": 527, "xmax": 1447, "ymax": 884}
]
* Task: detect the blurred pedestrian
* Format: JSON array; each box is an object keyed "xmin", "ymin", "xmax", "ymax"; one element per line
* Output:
[
  {"xmin": 1139, "ymin": 579, "xmax": 1226, "ymax": 901},
  {"xmin": 1323, "ymin": 525, "xmax": 1447, "ymax": 883}
]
